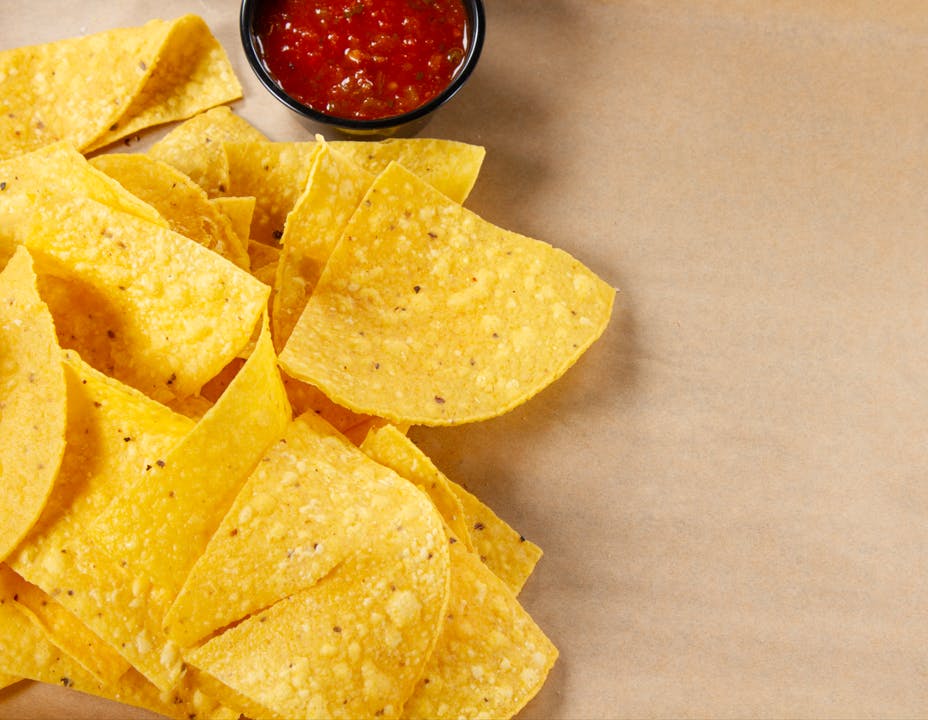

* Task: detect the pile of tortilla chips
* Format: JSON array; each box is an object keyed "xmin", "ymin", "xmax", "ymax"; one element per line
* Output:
[{"xmin": 0, "ymin": 16, "xmax": 614, "ymax": 720}]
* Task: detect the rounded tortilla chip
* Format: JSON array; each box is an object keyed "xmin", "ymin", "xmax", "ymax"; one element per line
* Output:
[
  {"xmin": 279, "ymin": 161, "xmax": 615, "ymax": 426},
  {"xmin": 0, "ymin": 246, "xmax": 66, "ymax": 561},
  {"xmin": 184, "ymin": 441, "xmax": 451, "ymax": 720}
]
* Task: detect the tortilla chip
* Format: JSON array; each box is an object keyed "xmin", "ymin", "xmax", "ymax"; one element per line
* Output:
[
  {"xmin": 0, "ymin": 582, "xmax": 230, "ymax": 720},
  {"xmin": 271, "ymin": 143, "xmax": 374, "ymax": 348},
  {"xmin": 90, "ymin": 153, "xmax": 250, "ymax": 269},
  {"xmin": 0, "ymin": 564, "xmax": 130, "ymax": 685},
  {"xmin": 402, "ymin": 542, "xmax": 558, "ymax": 720},
  {"xmin": 330, "ymin": 138, "xmax": 485, "ymax": 204},
  {"xmin": 166, "ymin": 411, "xmax": 431, "ymax": 647},
  {"xmin": 0, "ymin": 142, "xmax": 165, "ymax": 251},
  {"xmin": 212, "ymin": 196, "xmax": 257, "ymax": 248},
  {"xmin": 0, "ymin": 674, "xmax": 18, "ymax": 690},
  {"xmin": 22, "ymin": 195, "xmax": 269, "ymax": 398},
  {"xmin": 185, "ymin": 667, "xmax": 285, "ymax": 720},
  {"xmin": 0, "ymin": 246, "xmax": 67, "ymax": 562},
  {"xmin": 279, "ymin": 161, "xmax": 615, "ymax": 425},
  {"xmin": 84, "ymin": 16, "xmax": 241, "ymax": 153},
  {"xmin": 8, "ymin": 351, "xmax": 194, "ymax": 689},
  {"xmin": 149, "ymin": 106, "xmax": 268, "ymax": 196},
  {"xmin": 184, "ymin": 460, "xmax": 450, "ymax": 720},
  {"xmin": 223, "ymin": 141, "xmax": 320, "ymax": 245},
  {"xmin": 447, "ymin": 480, "xmax": 543, "ymax": 595},
  {"xmin": 0, "ymin": 584, "xmax": 102, "ymax": 693},
  {"xmin": 360, "ymin": 424, "xmax": 472, "ymax": 550},
  {"xmin": 361, "ymin": 424, "xmax": 541, "ymax": 593},
  {"xmin": 86, "ymin": 314, "xmax": 290, "ymax": 596},
  {"xmin": 247, "ymin": 238, "xmax": 279, "ymax": 273},
  {"xmin": 0, "ymin": 15, "xmax": 240, "ymax": 159}
]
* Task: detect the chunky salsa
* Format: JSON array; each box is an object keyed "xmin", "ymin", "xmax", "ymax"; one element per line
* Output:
[{"xmin": 253, "ymin": 0, "xmax": 470, "ymax": 121}]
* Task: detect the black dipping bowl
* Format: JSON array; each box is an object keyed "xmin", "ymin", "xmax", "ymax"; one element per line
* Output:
[{"xmin": 240, "ymin": 0, "xmax": 485, "ymax": 137}]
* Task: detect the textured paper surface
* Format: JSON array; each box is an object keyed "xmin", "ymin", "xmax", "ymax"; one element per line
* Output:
[{"xmin": 3, "ymin": 1, "xmax": 928, "ymax": 718}]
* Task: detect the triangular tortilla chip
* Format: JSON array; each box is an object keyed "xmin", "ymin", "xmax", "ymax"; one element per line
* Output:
[
  {"xmin": 401, "ymin": 542, "xmax": 558, "ymax": 720},
  {"xmin": 86, "ymin": 314, "xmax": 291, "ymax": 597},
  {"xmin": 329, "ymin": 138, "xmax": 485, "ymax": 204},
  {"xmin": 149, "ymin": 106, "xmax": 268, "ymax": 197}
]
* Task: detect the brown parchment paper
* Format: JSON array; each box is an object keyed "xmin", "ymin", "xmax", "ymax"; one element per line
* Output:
[{"xmin": 3, "ymin": 1, "xmax": 928, "ymax": 718}]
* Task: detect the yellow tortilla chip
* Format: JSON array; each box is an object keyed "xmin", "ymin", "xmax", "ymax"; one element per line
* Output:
[
  {"xmin": 149, "ymin": 106, "xmax": 268, "ymax": 196},
  {"xmin": 283, "ymin": 371, "xmax": 371, "ymax": 433},
  {"xmin": 167, "ymin": 411, "xmax": 430, "ymax": 648},
  {"xmin": 361, "ymin": 424, "xmax": 541, "ymax": 593},
  {"xmin": 0, "ymin": 142, "xmax": 165, "ymax": 251},
  {"xmin": 0, "ymin": 587, "xmax": 230, "ymax": 719},
  {"xmin": 185, "ymin": 667, "xmax": 285, "ymax": 720},
  {"xmin": 0, "ymin": 564, "xmax": 130, "ymax": 685},
  {"xmin": 330, "ymin": 138, "xmax": 485, "ymax": 204},
  {"xmin": 22, "ymin": 195, "xmax": 269, "ymax": 398},
  {"xmin": 223, "ymin": 141, "xmax": 320, "ymax": 245},
  {"xmin": 8, "ymin": 351, "xmax": 194, "ymax": 689},
  {"xmin": 0, "ymin": 15, "xmax": 240, "ymax": 159},
  {"xmin": 247, "ymin": 238, "xmax": 279, "ymax": 273},
  {"xmin": 447, "ymin": 479, "xmax": 543, "ymax": 595},
  {"xmin": 212, "ymin": 196, "xmax": 257, "ymax": 248},
  {"xmin": 360, "ymin": 424, "xmax": 472, "ymax": 550},
  {"xmin": 89, "ymin": 153, "xmax": 250, "ymax": 269},
  {"xmin": 0, "ymin": 673, "xmax": 18, "ymax": 690},
  {"xmin": 402, "ymin": 542, "xmax": 558, "ymax": 720},
  {"xmin": 272, "ymin": 143, "xmax": 374, "ymax": 348},
  {"xmin": 0, "ymin": 585, "xmax": 100, "ymax": 693},
  {"xmin": 86, "ymin": 314, "xmax": 290, "ymax": 596},
  {"xmin": 279, "ymin": 161, "xmax": 615, "ymax": 425},
  {"xmin": 0, "ymin": 246, "xmax": 66, "ymax": 562},
  {"xmin": 85, "ymin": 15, "xmax": 241, "ymax": 153},
  {"xmin": 184, "ymin": 464, "xmax": 450, "ymax": 720}
]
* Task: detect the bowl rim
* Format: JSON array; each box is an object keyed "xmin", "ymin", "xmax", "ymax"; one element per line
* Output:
[{"xmin": 239, "ymin": 0, "xmax": 485, "ymax": 131}]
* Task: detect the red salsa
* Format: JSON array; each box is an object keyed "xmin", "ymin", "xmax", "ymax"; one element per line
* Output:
[{"xmin": 253, "ymin": 0, "xmax": 469, "ymax": 121}]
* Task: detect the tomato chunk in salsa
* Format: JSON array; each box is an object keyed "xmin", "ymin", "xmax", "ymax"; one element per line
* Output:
[{"xmin": 253, "ymin": 0, "xmax": 470, "ymax": 121}]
